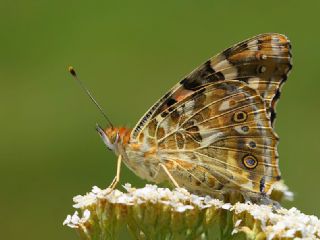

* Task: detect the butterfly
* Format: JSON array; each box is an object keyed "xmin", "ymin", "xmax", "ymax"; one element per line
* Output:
[{"xmin": 71, "ymin": 33, "xmax": 292, "ymax": 199}]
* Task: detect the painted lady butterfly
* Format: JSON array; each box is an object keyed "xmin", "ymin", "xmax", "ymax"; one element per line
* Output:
[{"xmin": 71, "ymin": 33, "xmax": 292, "ymax": 200}]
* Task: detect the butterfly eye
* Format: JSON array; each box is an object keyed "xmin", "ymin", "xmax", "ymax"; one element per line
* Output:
[
  {"xmin": 242, "ymin": 155, "xmax": 258, "ymax": 169},
  {"xmin": 233, "ymin": 111, "xmax": 247, "ymax": 123}
]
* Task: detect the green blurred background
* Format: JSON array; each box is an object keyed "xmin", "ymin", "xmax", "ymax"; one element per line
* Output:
[{"xmin": 1, "ymin": 0, "xmax": 320, "ymax": 239}]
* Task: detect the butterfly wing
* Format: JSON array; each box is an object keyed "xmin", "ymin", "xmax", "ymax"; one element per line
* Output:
[
  {"xmin": 131, "ymin": 33, "xmax": 291, "ymax": 140},
  {"xmin": 135, "ymin": 81, "xmax": 280, "ymax": 194},
  {"xmin": 129, "ymin": 33, "xmax": 291, "ymax": 194}
]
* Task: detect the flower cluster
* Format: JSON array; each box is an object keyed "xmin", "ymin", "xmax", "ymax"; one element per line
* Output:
[{"xmin": 64, "ymin": 182, "xmax": 319, "ymax": 239}]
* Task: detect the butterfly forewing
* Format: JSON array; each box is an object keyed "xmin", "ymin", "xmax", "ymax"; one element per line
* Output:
[{"xmin": 131, "ymin": 33, "xmax": 291, "ymax": 140}]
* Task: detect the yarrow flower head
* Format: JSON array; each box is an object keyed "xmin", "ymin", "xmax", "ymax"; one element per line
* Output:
[{"xmin": 63, "ymin": 181, "xmax": 320, "ymax": 240}]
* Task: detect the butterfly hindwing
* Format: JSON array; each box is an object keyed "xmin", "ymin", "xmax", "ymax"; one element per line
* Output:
[{"xmin": 136, "ymin": 81, "xmax": 280, "ymax": 194}]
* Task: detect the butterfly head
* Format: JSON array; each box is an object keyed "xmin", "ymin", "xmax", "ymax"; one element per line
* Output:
[{"xmin": 96, "ymin": 124, "xmax": 130, "ymax": 154}]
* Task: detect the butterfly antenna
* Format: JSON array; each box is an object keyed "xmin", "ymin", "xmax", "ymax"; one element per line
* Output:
[{"xmin": 68, "ymin": 66, "xmax": 114, "ymax": 129}]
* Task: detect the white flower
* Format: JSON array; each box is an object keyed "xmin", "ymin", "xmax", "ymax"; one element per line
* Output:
[
  {"xmin": 64, "ymin": 183, "xmax": 320, "ymax": 239},
  {"xmin": 81, "ymin": 209, "xmax": 91, "ymax": 223},
  {"xmin": 175, "ymin": 204, "xmax": 194, "ymax": 212},
  {"xmin": 62, "ymin": 211, "xmax": 80, "ymax": 228},
  {"xmin": 63, "ymin": 215, "xmax": 72, "ymax": 226},
  {"xmin": 222, "ymin": 203, "xmax": 232, "ymax": 210},
  {"xmin": 91, "ymin": 186, "xmax": 102, "ymax": 194}
]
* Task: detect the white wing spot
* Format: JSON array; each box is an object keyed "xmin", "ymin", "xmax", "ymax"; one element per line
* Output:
[
  {"xmin": 200, "ymin": 130, "xmax": 224, "ymax": 147},
  {"xmin": 271, "ymin": 36, "xmax": 280, "ymax": 43},
  {"xmin": 241, "ymin": 181, "xmax": 253, "ymax": 190},
  {"xmin": 219, "ymin": 100, "xmax": 231, "ymax": 111},
  {"xmin": 210, "ymin": 56, "xmax": 238, "ymax": 79},
  {"xmin": 248, "ymin": 77, "xmax": 260, "ymax": 89},
  {"xmin": 184, "ymin": 100, "xmax": 195, "ymax": 112},
  {"xmin": 234, "ymin": 126, "xmax": 249, "ymax": 135},
  {"xmin": 261, "ymin": 54, "xmax": 267, "ymax": 60},
  {"xmin": 247, "ymin": 39, "xmax": 259, "ymax": 51}
]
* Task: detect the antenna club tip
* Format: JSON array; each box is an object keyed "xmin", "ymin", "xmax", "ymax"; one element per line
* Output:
[{"xmin": 68, "ymin": 66, "xmax": 77, "ymax": 77}]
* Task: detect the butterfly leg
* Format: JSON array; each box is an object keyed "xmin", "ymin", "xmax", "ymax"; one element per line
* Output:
[
  {"xmin": 160, "ymin": 163, "xmax": 180, "ymax": 188},
  {"xmin": 107, "ymin": 154, "xmax": 122, "ymax": 190}
]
